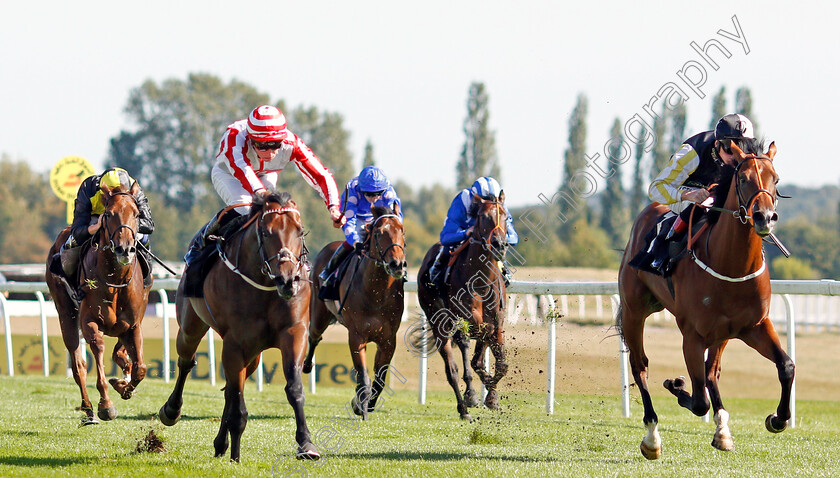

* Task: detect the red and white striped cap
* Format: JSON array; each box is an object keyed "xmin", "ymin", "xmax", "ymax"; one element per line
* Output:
[{"xmin": 247, "ymin": 105, "xmax": 288, "ymax": 141}]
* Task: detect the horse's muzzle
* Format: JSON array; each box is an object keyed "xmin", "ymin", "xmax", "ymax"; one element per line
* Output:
[
  {"xmin": 386, "ymin": 259, "xmax": 408, "ymax": 280},
  {"xmin": 752, "ymin": 209, "xmax": 778, "ymax": 237},
  {"xmin": 114, "ymin": 245, "xmax": 136, "ymax": 267},
  {"xmin": 274, "ymin": 275, "xmax": 299, "ymax": 300}
]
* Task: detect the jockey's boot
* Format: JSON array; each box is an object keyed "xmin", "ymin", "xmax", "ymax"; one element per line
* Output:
[
  {"xmin": 58, "ymin": 236, "xmax": 82, "ymax": 278},
  {"xmin": 138, "ymin": 235, "xmax": 153, "ymax": 287},
  {"xmin": 184, "ymin": 221, "xmax": 214, "ymax": 266},
  {"xmin": 319, "ymin": 244, "xmax": 352, "ymax": 289},
  {"xmin": 427, "ymin": 247, "xmax": 451, "ymax": 289}
]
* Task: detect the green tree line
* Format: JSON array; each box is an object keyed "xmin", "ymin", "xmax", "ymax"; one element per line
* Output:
[{"xmin": 0, "ymin": 77, "xmax": 836, "ymax": 280}]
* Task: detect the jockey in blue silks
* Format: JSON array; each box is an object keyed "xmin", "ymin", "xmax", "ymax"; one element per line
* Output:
[
  {"xmin": 428, "ymin": 176, "xmax": 518, "ymax": 287},
  {"xmin": 319, "ymin": 166, "xmax": 403, "ymax": 288}
]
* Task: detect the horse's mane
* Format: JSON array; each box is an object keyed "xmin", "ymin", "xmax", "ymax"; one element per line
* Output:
[
  {"xmin": 249, "ymin": 191, "xmax": 293, "ymax": 219},
  {"xmin": 706, "ymin": 137, "xmax": 768, "ymax": 225}
]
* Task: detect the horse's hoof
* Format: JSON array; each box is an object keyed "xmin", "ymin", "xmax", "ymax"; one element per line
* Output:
[
  {"xmin": 464, "ymin": 390, "xmax": 480, "ymax": 408},
  {"xmin": 712, "ymin": 435, "xmax": 734, "ymax": 451},
  {"xmin": 296, "ymin": 442, "xmax": 321, "ymax": 461},
  {"xmin": 109, "ymin": 378, "xmax": 135, "ymax": 400},
  {"xmin": 158, "ymin": 404, "xmax": 181, "ymax": 426},
  {"xmin": 302, "ymin": 361, "xmax": 312, "ymax": 374},
  {"xmin": 351, "ymin": 396, "xmax": 364, "ymax": 417},
  {"xmin": 460, "ymin": 413, "xmax": 472, "ymax": 422},
  {"xmin": 80, "ymin": 417, "xmax": 100, "ymax": 426},
  {"xmin": 640, "ymin": 440, "xmax": 662, "ymax": 460},
  {"xmin": 765, "ymin": 414, "xmax": 788, "ymax": 433},
  {"xmin": 97, "ymin": 406, "xmax": 117, "ymax": 421}
]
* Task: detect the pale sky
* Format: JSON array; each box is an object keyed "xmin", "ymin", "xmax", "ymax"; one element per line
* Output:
[{"xmin": 2, "ymin": 1, "xmax": 838, "ymax": 208}]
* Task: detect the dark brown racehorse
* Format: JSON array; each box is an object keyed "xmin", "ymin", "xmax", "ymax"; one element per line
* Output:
[
  {"xmin": 417, "ymin": 192, "xmax": 510, "ymax": 420},
  {"xmin": 617, "ymin": 141, "xmax": 793, "ymax": 459},
  {"xmin": 304, "ymin": 205, "xmax": 407, "ymax": 420},
  {"xmin": 45, "ymin": 183, "xmax": 150, "ymax": 424},
  {"xmin": 158, "ymin": 192, "xmax": 318, "ymax": 462}
]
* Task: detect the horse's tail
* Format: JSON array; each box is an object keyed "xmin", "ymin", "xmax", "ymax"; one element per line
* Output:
[{"xmin": 613, "ymin": 304, "xmax": 625, "ymax": 341}]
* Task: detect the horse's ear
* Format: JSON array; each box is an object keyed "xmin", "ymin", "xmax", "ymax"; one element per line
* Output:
[
  {"xmin": 392, "ymin": 201, "xmax": 401, "ymax": 217},
  {"xmin": 499, "ymin": 190, "xmax": 505, "ymax": 204},
  {"xmin": 766, "ymin": 141, "xmax": 777, "ymax": 161},
  {"xmin": 129, "ymin": 181, "xmax": 140, "ymax": 196},
  {"xmin": 729, "ymin": 141, "xmax": 747, "ymax": 159}
]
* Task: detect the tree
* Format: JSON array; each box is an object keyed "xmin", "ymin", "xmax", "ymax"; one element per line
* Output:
[
  {"xmin": 109, "ymin": 73, "xmax": 270, "ymax": 210},
  {"xmin": 362, "ymin": 139, "xmax": 376, "ymax": 168},
  {"xmin": 630, "ymin": 123, "xmax": 647, "ymax": 217},
  {"xmin": 600, "ymin": 119, "xmax": 630, "ymax": 248},
  {"xmin": 649, "ymin": 112, "xmax": 669, "ymax": 182},
  {"xmin": 735, "ymin": 86, "xmax": 759, "ymax": 135},
  {"xmin": 557, "ymin": 93, "xmax": 589, "ymax": 233},
  {"xmin": 710, "ymin": 86, "xmax": 727, "ymax": 128},
  {"xmin": 0, "ymin": 156, "xmax": 64, "ymax": 263},
  {"xmin": 456, "ymin": 82, "xmax": 500, "ymax": 189},
  {"xmin": 668, "ymin": 102, "xmax": 687, "ymax": 155}
]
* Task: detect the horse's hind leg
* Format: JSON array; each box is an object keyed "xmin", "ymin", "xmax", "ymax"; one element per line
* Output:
[
  {"xmin": 59, "ymin": 312, "xmax": 96, "ymax": 423},
  {"xmin": 482, "ymin": 340, "xmax": 509, "ymax": 410},
  {"xmin": 160, "ymin": 300, "xmax": 207, "ymax": 427},
  {"xmin": 739, "ymin": 319, "xmax": 795, "ymax": 433},
  {"xmin": 454, "ymin": 331, "xmax": 479, "ymax": 407},
  {"xmin": 706, "ymin": 341, "xmax": 734, "ymax": 451},
  {"xmin": 619, "ymin": 302, "xmax": 662, "ymax": 460}
]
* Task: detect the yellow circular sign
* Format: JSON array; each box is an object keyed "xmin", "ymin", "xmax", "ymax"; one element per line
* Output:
[{"xmin": 49, "ymin": 156, "xmax": 95, "ymax": 202}]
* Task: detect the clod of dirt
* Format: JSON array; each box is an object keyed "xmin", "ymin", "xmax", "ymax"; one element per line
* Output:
[{"xmin": 136, "ymin": 429, "xmax": 166, "ymax": 453}]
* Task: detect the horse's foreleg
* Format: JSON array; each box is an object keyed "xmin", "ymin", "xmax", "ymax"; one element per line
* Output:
[
  {"xmin": 483, "ymin": 341, "xmax": 509, "ymax": 410},
  {"xmin": 454, "ymin": 331, "xmax": 479, "ymax": 408},
  {"xmin": 303, "ymin": 299, "xmax": 331, "ymax": 374},
  {"xmin": 348, "ymin": 334, "xmax": 371, "ymax": 420},
  {"xmin": 218, "ymin": 345, "xmax": 247, "ymax": 462},
  {"xmin": 665, "ymin": 332, "xmax": 710, "ymax": 417},
  {"xmin": 83, "ymin": 322, "xmax": 117, "ymax": 421},
  {"xmin": 110, "ymin": 332, "xmax": 146, "ymax": 400},
  {"xmin": 706, "ymin": 341, "xmax": 733, "ymax": 451},
  {"xmin": 159, "ymin": 304, "xmax": 206, "ymax": 427},
  {"xmin": 439, "ymin": 338, "xmax": 470, "ymax": 421},
  {"xmin": 61, "ymin": 318, "xmax": 95, "ymax": 423},
  {"xmin": 368, "ymin": 340, "xmax": 397, "ymax": 413},
  {"xmin": 740, "ymin": 319, "xmax": 794, "ymax": 433},
  {"xmin": 280, "ymin": 324, "xmax": 319, "ymax": 461}
]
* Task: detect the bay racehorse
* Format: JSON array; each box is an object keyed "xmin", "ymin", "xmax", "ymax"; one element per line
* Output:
[
  {"xmin": 158, "ymin": 192, "xmax": 318, "ymax": 462},
  {"xmin": 417, "ymin": 192, "xmax": 510, "ymax": 420},
  {"xmin": 617, "ymin": 141, "xmax": 793, "ymax": 459},
  {"xmin": 45, "ymin": 183, "xmax": 150, "ymax": 424},
  {"xmin": 304, "ymin": 205, "xmax": 407, "ymax": 420}
]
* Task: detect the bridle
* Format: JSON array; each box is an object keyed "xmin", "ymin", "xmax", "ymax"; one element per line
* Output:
[
  {"xmin": 218, "ymin": 205, "xmax": 309, "ymax": 294},
  {"xmin": 687, "ymin": 153, "xmax": 776, "ymax": 283},
  {"xmin": 361, "ymin": 214, "xmax": 406, "ymax": 277},
  {"xmin": 97, "ymin": 191, "xmax": 139, "ymax": 288},
  {"xmin": 705, "ymin": 154, "xmax": 776, "ymax": 226},
  {"xmin": 469, "ymin": 198, "xmax": 508, "ymax": 258}
]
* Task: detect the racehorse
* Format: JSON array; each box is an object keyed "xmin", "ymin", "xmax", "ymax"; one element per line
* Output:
[
  {"xmin": 45, "ymin": 183, "xmax": 150, "ymax": 424},
  {"xmin": 304, "ymin": 205, "xmax": 407, "ymax": 420},
  {"xmin": 617, "ymin": 141, "xmax": 793, "ymax": 459},
  {"xmin": 158, "ymin": 192, "xmax": 318, "ymax": 462},
  {"xmin": 417, "ymin": 192, "xmax": 510, "ymax": 420}
]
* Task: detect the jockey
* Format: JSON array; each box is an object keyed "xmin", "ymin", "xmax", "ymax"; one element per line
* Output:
[
  {"xmin": 428, "ymin": 176, "xmax": 518, "ymax": 288},
  {"xmin": 647, "ymin": 113, "xmax": 755, "ymax": 271},
  {"xmin": 318, "ymin": 166, "xmax": 403, "ymax": 289},
  {"xmin": 53, "ymin": 167, "xmax": 155, "ymax": 282},
  {"xmin": 185, "ymin": 105, "xmax": 343, "ymax": 264}
]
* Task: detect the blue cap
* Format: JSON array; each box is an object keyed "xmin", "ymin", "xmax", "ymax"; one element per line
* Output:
[
  {"xmin": 470, "ymin": 177, "xmax": 502, "ymax": 199},
  {"xmin": 358, "ymin": 166, "xmax": 390, "ymax": 193}
]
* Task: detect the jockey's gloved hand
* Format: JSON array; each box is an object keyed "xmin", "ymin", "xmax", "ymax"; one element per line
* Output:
[{"xmin": 353, "ymin": 241, "xmax": 364, "ymax": 253}]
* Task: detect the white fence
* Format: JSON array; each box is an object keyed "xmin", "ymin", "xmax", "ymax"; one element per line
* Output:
[{"xmin": 2, "ymin": 279, "xmax": 839, "ymax": 425}]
